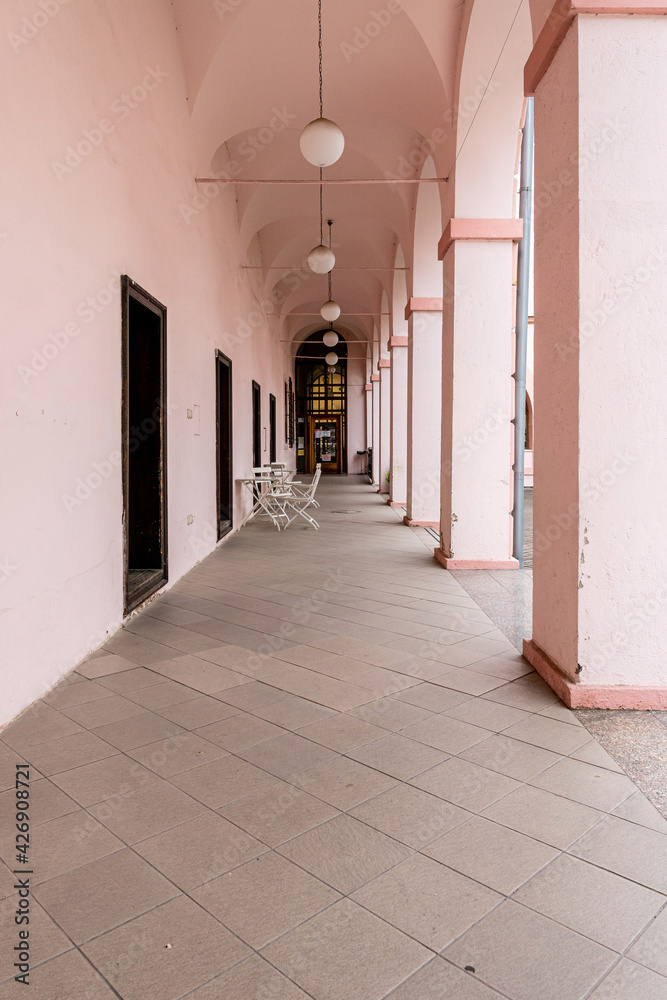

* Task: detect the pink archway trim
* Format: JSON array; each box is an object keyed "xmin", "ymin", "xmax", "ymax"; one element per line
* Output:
[
  {"xmin": 370, "ymin": 374, "xmax": 380, "ymax": 382},
  {"xmin": 404, "ymin": 517, "xmax": 440, "ymax": 528},
  {"xmin": 524, "ymin": 639, "xmax": 667, "ymax": 709},
  {"xmin": 389, "ymin": 336, "xmax": 408, "ymax": 348},
  {"xmin": 404, "ymin": 297, "xmax": 443, "ymax": 320},
  {"xmin": 378, "ymin": 359, "xmax": 391, "ymax": 369},
  {"xmin": 525, "ymin": 0, "xmax": 667, "ymax": 95},
  {"xmin": 434, "ymin": 549, "xmax": 520, "ymax": 571},
  {"xmin": 364, "ymin": 384, "xmax": 373, "ymax": 391},
  {"xmin": 438, "ymin": 219, "xmax": 524, "ymax": 260}
]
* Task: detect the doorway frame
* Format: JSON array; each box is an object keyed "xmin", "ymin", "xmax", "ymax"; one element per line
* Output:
[
  {"xmin": 216, "ymin": 350, "xmax": 233, "ymax": 540},
  {"xmin": 269, "ymin": 393, "xmax": 277, "ymax": 463},
  {"xmin": 307, "ymin": 413, "xmax": 343, "ymax": 474},
  {"xmin": 121, "ymin": 275, "xmax": 168, "ymax": 614},
  {"xmin": 252, "ymin": 380, "xmax": 262, "ymax": 467}
]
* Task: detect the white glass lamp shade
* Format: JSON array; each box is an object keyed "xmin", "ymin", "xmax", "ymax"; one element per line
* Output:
[
  {"xmin": 320, "ymin": 300, "xmax": 341, "ymax": 322},
  {"xmin": 308, "ymin": 244, "xmax": 335, "ymax": 274},
  {"xmin": 323, "ymin": 330, "xmax": 339, "ymax": 348},
  {"xmin": 327, "ymin": 365, "xmax": 336, "ymax": 373},
  {"xmin": 325, "ymin": 352, "xmax": 338, "ymax": 366},
  {"xmin": 300, "ymin": 117, "xmax": 345, "ymax": 167}
]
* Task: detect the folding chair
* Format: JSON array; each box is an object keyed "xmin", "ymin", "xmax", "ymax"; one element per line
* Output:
[
  {"xmin": 284, "ymin": 463, "xmax": 322, "ymax": 507},
  {"xmin": 284, "ymin": 466, "xmax": 322, "ymax": 529}
]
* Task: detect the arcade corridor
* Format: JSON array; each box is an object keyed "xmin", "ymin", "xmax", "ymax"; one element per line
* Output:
[{"xmin": 1, "ymin": 480, "xmax": 666, "ymax": 999}]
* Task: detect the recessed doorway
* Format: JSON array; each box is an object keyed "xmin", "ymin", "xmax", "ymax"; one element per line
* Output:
[
  {"xmin": 121, "ymin": 276, "xmax": 168, "ymax": 613},
  {"xmin": 216, "ymin": 351, "xmax": 233, "ymax": 539},
  {"xmin": 252, "ymin": 381, "xmax": 261, "ymax": 467},
  {"xmin": 269, "ymin": 393, "xmax": 277, "ymax": 463}
]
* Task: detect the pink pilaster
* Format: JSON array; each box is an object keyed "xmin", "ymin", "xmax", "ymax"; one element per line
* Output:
[{"xmin": 405, "ymin": 299, "xmax": 443, "ymax": 526}]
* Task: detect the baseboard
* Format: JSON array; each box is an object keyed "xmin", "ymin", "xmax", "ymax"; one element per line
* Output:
[
  {"xmin": 433, "ymin": 548, "xmax": 519, "ymax": 571},
  {"xmin": 523, "ymin": 638, "xmax": 667, "ymax": 709},
  {"xmin": 404, "ymin": 516, "xmax": 439, "ymax": 528}
]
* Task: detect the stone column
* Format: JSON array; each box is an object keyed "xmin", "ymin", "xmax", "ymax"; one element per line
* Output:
[
  {"xmin": 405, "ymin": 298, "xmax": 442, "ymax": 527},
  {"xmin": 377, "ymin": 359, "xmax": 391, "ymax": 494},
  {"xmin": 523, "ymin": 1, "xmax": 667, "ymax": 708},
  {"xmin": 388, "ymin": 336, "xmax": 408, "ymax": 506},
  {"xmin": 435, "ymin": 219, "xmax": 522, "ymax": 570},
  {"xmin": 370, "ymin": 373, "xmax": 380, "ymax": 486}
]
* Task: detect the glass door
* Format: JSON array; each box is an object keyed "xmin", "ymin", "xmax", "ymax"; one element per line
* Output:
[{"xmin": 310, "ymin": 416, "xmax": 341, "ymax": 473}]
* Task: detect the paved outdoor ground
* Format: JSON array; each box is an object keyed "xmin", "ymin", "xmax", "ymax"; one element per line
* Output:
[{"xmin": 1, "ymin": 477, "xmax": 666, "ymax": 1000}]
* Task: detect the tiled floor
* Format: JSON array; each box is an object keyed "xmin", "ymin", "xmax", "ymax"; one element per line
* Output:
[{"xmin": 1, "ymin": 477, "xmax": 667, "ymax": 1000}]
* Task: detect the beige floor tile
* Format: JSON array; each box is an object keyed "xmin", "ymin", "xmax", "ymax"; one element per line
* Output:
[
  {"xmin": 587, "ymin": 960, "xmax": 667, "ymax": 1000},
  {"xmin": 613, "ymin": 790, "xmax": 667, "ymax": 834},
  {"xmin": 482, "ymin": 784, "xmax": 604, "ymax": 849},
  {"xmin": 351, "ymin": 853, "xmax": 501, "ymax": 951},
  {"xmin": 14, "ymin": 729, "xmax": 116, "ymax": 776},
  {"xmin": 76, "ymin": 653, "xmax": 141, "ymax": 679},
  {"xmin": 443, "ymin": 900, "xmax": 615, "ymax": 1000},
  {"xmin": 49, "ymin": 753, "xmax": 157, "ymax": 806},
  {"xmin": 2, "ymin": 703, "xmax": 83, "ymax": 750},
  {"xmin": 216, "ymin": 681, "xmax": 290, "ymax": 711},
  {"xmin": 0, "ymin": 778, "xmax": 77, "ymax": 837},
  {"xmin": 81, "ymin": 895, "xmax": 250, "ymax": 1000},
  {"xmin": 443, "ymin": 698, "xmax": 531, "ymax": 733},
  {"xmin": 501, "ymin": 714, "xmax": 592, "ymax": 755},
  {"xmin": 44, "ymin": 678, "xmax": 115, "ymax": 710},
  {"xmin": 430, "ymin": 668, "xmax": 507, "ymax": 696},
  {"xmin": 277, "ymin": 814, "xmax": 410, "ymax": 893},
  {"xmin": 353, "ymin": 666, "xmax": 419, "ymax": 697},
  {"xmin": 293, "ymin": 756, "xmax": 397, "ymax": 810},
  {"xmin": 569, "ymin": 816, "xmax": 667, "ymax": 895},
  {"xmin": 96, "ymin": 667, "xmax": 165, "ymax": 693},
  {"xmin": 349, "ymin": 783, "xmax": 470, "ymax": 849},
  {"xmin": 0, "ymin": 949, "xmax": 117, "ymax": 999},
  {"xmin": 628, "ymin": 908, "xmax": 667, "ymax": 977},
  {"xmin": 348, "ymin": 732, "xmax": 448, "ymax": 780},
  {"xmin": 393, "ymin": 684, "xmax": 472, "ymax": 713},
  {"xmin": 169, "ymin": 754, "xmax": 278, "ymax": 808},
  {"xmin": 571, "ymin": 740, "xmax": 624, "ymax": 773},
  {"xmin": 482, "ymin": 675, "xmax": 560, "ymax": 712},
  {"xmin": 127, "ymin": 732, "xmax": 228, "ymax": 777},
  {"xmin": 423, "ymin": 815, "xmax": 558, "ymax": 894},
  {"xmin": 195, "ymin": 711, "xmax": 283, "ymax": 750},
  {"xmin": 411, "ymin": 757, "xmax": 519, "ymax": 813},
  {"xmin": 347, "ymin": 697, "xmax": 436, "ymax": 732},
  {"xmin": 4, "ymin": 809, "xmax": 123, "ymax": 885},
  {"xmin": 514, "ymin": 853, "xmax": 665, "ymax": 953},
  {"xmin": 156, "ymin": 695, "xmax": 239, "ymax": 729},
  {"xmin": 385, "ymin": 958, "xmax": 506, "ymax": 999},
  {"xmin": 466, "ymin": 655, "xmax": 534, "ymax": 681},
  {"xmin": 238, "ymin": 732, "xmax": 338, "ymax": 778},
  {"xmin": 460, "ymin": 733, "xmax": 561, "ymax": 780},
  {"xmin": 90, "ymin": 711, "xmax": 184, "ymax": 751},
  {"xmin": 185, "ymin": 954, "xmax": 312, "ymax": 1000},
  {"xmin": 219, "ymin": 781, "xmax": 339, "ymax": 847},
  {"xmin": 298, "ymin": 713, "xmax": 386, "ymax": 752},
  {"xmin": 401, "ymin": 714, "xmax": 489, "ymax": 754},
  {"xmin": 124, "ymin": 680, "xmax": 200, "ymax": 711},
  {"xmin": 147, "ymin": 654, "xmax": 250, "ymax": 694},
  {"xmin": 252, "ymin": 694, "xmax": 337, "ymax": 729},
  {"xmin": 529, "ymin": 756, "xmax": 637, "ymax": 812},
  {"xmin": 0, "ymin": 897, "xmax": 71, "ymax": 983},
  {"xmin": 89, "ymin": 777, "xmax": 206, "ymax": 844},
  {"xmin": 537, "ymin": 700, "xmax": 586, "ymax": 727},
  {"xmin": 193, "ymin": 851, "xmax": 340, "ymax": 948},
  {"xmin": 33, "ymin": 848, "xmax": 178, "ymax": 944},
  {"xmin": 134, "ymin": 811, "xmax": 266, "ymax": 889},
  {"xmin": 60, "ymin": 696, "xmax": 146, "ymax": 729},
  {"xmin": 262, "ymin": 898, "xmax": 430, "ymax": 1000}
]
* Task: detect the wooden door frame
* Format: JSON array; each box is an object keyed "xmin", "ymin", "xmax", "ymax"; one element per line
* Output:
[
  {"xmin": 121, "ymin": 275, "xmax": 168, "ymax": 614},
  {"xmin": 216, "ymin": 350, "xmax": 233, "ymax": 540},
  {"xmin": 307, "ymin": 414, "xmax": 343, "ymax": 474},
  {"xmin": 252, "ymin": 380, "xmax": 261, "ymax": 467}
]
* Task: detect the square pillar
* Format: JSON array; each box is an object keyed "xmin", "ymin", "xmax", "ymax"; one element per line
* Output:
[
  {"xmin": 370, "ymin": 373, "xmax": 380, "ymax": 486},
  {"xmin": 523, "ymin": 2, "xmax": 667, "ymax": 708},
  {"xmin": 364, "ymin": 383, "xmax": 373, "ymax": 472},
  {"xmin": 377, "ymin": 359, "xmax": 391, "ymax": 493},
  {"xmin": 389, "ymin": 337, "xmax": 408, "ymax": 505},
  {"xmin": 405, "ymin": 298, "xmax": 442, "ymax": 527},
  {"xmin": 435, "ymin": 219, "xmax": 523, "ymax": 571}
]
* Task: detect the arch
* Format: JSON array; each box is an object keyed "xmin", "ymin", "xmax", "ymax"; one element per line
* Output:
[{"xmin": 412, "ymin": 157, "xmax": 444, "ymax": 298}]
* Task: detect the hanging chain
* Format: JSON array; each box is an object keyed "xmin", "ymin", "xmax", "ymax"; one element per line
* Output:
[
  {"xmin": 319, "ymin": 168, "xmax": 323, "ymax": 244},
  {"xmin": 318, "ymin": 0, "xmax": 323, "ymax": 118},
  {"xmin": 327, "ymin": 220, "xmax": 333, "ymax": 299}
]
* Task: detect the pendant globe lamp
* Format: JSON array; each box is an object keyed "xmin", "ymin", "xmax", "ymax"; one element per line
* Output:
[
  {"xmin": 300, "ymin": 0, "xmax": 344, "ymax": 167},
  {"xmin": 325, "ymin": 352, "xmax": 339, "ymax": 366},
  {"xmin": 323, "ymin": 330, "xmax": 339, "ymax": 348}
]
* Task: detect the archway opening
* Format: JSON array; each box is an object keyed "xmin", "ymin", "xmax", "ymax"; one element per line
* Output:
[{"xmin": 296, "ymin": 332, "xmax": 349, "ymax": 475}]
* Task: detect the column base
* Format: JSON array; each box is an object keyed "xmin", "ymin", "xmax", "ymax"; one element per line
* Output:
[
  {"xmin": 387, "ymin": 500, "xmax": 406, "ymax": 507},
  {"xmin": 523, "ymin": 638, "xmax": 667, "ymax": 710},
  {"xmin": 433, "ymin": 548, "xmax": 519, "ymax": 571},
  {"xmin": 404, "ymin": 516, "xmax": 439, "ymax": 528}
]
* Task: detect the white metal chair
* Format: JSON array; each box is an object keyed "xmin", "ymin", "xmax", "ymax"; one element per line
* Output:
[
  {"xmin": 283, "ymin": 466, "xmax": 322, "ymax": 529},
  {"xmin": 284, "ymin": 463, "xmax": 321, "ymax": 507}
]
